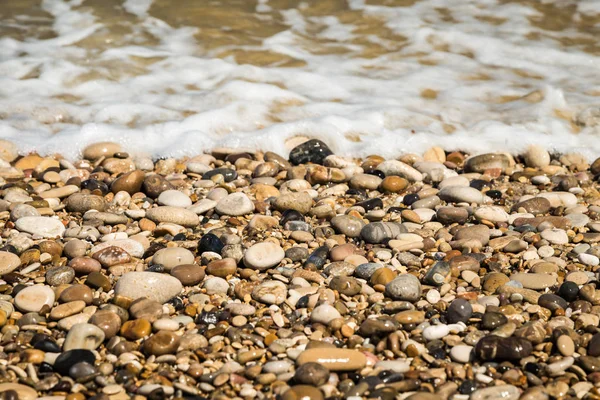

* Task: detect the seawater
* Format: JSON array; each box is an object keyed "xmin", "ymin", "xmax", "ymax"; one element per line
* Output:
[{"xmin": 1, "ymin": 0, "xmax": 600, "ymax": 159}]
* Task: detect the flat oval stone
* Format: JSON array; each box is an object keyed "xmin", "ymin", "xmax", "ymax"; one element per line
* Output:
[
  {"xmin": 251, "ymin": 280, "xmax": 287, "ymax": 305},
  {"xmin": 439, "ymin": 186, "xmax": 486, "ymax": 204},
  {"xmin": 243, "ymin": 242, "xmax": 285, "ymax": 270},
  {"xmin": 152, "ymin": 247, "xmax": 195, "ymax": 271},
  {"xmin": 294, "ymin": 362, "xmax": 330, "ymax": 386},
  {"xmin": 63, "ymin": 323, "xmax": 106, "ymax": 351},
  {"xmin": 331, "ymin": 215, "xmax": 365, "ymax": 238},
  {"xmin": 273, "ymin": 192, "xmax": 313, "ymax": 214},
  {"xmin": 145, "ymin": 206, "xmax": 199, "ymax": 227},
  {"xmin": 296, "ymin": 348, "xmax": 367, "ymax": 371},
  {"xmin": 0, "ymin": 251, "xmax": 21, "ymax": 276},
  {"xmin": 289, "ymin": 139, "xmax": 333, "ymax": 165},
  {"xmin": 92, "ymin": 246, "xmax": 131, "ymax": 267},
  {"xmin": 206, "ymin": 258, "xmax": 237, "ymax": 278},
  {"xmin": 89, "ymin": 310, "xmax": 122, "ymax": 339},
  {"xmin": 311, "ymin": 304, "xmax": 341, "ymax": 324},
  {"xmin": 361, "ymin": 222, "xmax": 406, "ymax": 244},
  {"xmin": 282, "ymin": 385, "xmax": 324, "ymax": 400},
  {"xmin": 470, "ymin": 385, "xmax": 520, "ymax": 400},
  {"xmin": 464, "ymin": 153, "xmax": 511, "ymax": 173},
  {"xmin": 510, "ymin": 273, "xmax": 557, "ymax": 290},
  {"xmin": 157, "ymin": 189, "xmax": 192, "ymax": 208},
  {"xmin": 385, "ymin": 274, "xmax": 422, "ymax": 302},
  {"xmin": 215, "ymin": 192, "xmax": 255, "ymax": 216},
  {"xmin": 376, "ymin": 160, "xmax": 423, "ymax": 181},
  {"xmin": 15, "ymin": 285, "xmax": 55, "ymax": 312},
  {"xmin": 66, "ymin": 193, "xmax": 107, "ymax": 213},
  {"xmin": 511, "ymin": 197, "xmax": 552, "ymax": 215},
  {"xmin": 143, "ymin": 330, "xmax": 181, "ymax": 356},
  {"xmin": 0, "ymin": 383, "xmax": 38, "ymax": 400},
  {"xmin": 171, "ymin": 264, "xmax": 205, "ymax": 285},
  {"xmin": 54, "ymin": 349, "xmax": 96, "ymax": 375},
  {"xmin": 15, "ymin": 216, "xmax": 65, "ymax": 238},
  {"xmin": 114, "ymin": 272, "xmax": 183, "ymax": 303},
  {"xmin": 475, "ymin": 336, "xmax": 532, "ymax": 360}
]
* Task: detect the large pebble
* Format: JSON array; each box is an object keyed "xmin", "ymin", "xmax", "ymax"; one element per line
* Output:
[
  {"xmin": 296, "ymin": 348, "xmax": 366, "ymax": 371},
  {"xmin": 215, "ymin": 192, "xmax": 255, "ymax": 216},
  {"xmin": 114, "ymin": 272, "xmax": 183, "ymax": 303},
  {"xmin": 0, "ymin": 251, "xmax": 20, "ymax": 276},
  {"xmin": 15, "ymin": 216, "xmax": 65, "ymax": 238},
  {"xmin": 376, "ymin": 160, "xmax": 423, "ymax": 181},
  {"xmin": 252, "ymin": 280, "xmax": 287, "ymax": 304},
  {"xmin": 157, "ymin": 190, "xmax": 192, "ymax": 208},
  {"xmin": 470, "ymin": 385, "xmax": 520, "ymax": 400},
  {"xmin": 145, "ymin": 206, "xmax": 199, "ymax": 227},
  {"xmin": 439, "ymin": 186, "xmax": 486, "ymax": 204},
  {"xmin": 385, "ymin": 274, "xmax": 422, "ymax": 302},
  {"xmin": 243, "ymin": 242, "xmax": 285, "ymax": 270},
  {"xmin": 63, "ymin": 323, "xmax": 106, "ymax": 351},
  {"xmin": 152, "ymin": 247, "xmax": 195, "ymax": 271},
  {"xmin": 15, "ymin": 285, "xmax": 55, "ymax": 312},
  {"xmin": 311, "ymin": 304, "xmax": 341, "ymax": 324}
]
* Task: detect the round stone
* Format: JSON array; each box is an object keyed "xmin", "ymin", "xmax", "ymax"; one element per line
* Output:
[
  {"xmin": 0, "ymin": 383, "xmax": 38, "ymax": 400},
  {"xmin": 446, "ymin": 298, "xmax": 473, "ymax": 324},
  {"xmin": 206, "ymin": 258, "xmax": 237, "ymax": 278},
  {"xmin": 215, "ymin": 192, "xmax": 255, "ymax": 216},
  {"xmin": 66, "ymin": 193, "xmax": 107, "ymax": 213},
  {"xmin": 243, "ymin": 242, "xmax": 285, "ymax": 270},
  {"xmin": 171, "ymin": 264, "xmax": 205, "ymax": 286},
  {"xmin": 282, "ymin": 385, "xmax": 324, "ymax": 400},
  {"xmin": 203, "ymin": 276, "xmax": 229, "ymax": 295},
  {"xmin": 557, "ymin": 335, "xmax": 575, "ymax": 357},
  {"xmin": 114, "ymin": 272, "xmax": 183, "ymax": 303},
  {"xmin": 90, "ymin": 310, "xmax": 122, "ymax": 339},
  {"xmin": 143, "ymin": 330, "xmax": 181, "ymax": 356},
  {"xmin": 121, "ymin": 319, "xmax": 152, "ymax": 340},
  {"xmin": 145, "ymin": 206, "xmax": 199, "ymax": 227},
  {"xmin": 69, "ymin": 257, "xmax": 102, "ymax": 275},
  {"xmin": 15, "ymin": 285, "xmax": 55, "ymax": 312},
  {"xmin": 46, "ymin": 266, "xmax": 75, "ymax": 286},
  {"xmin": 385, "ymin": 274, "xmax": 422, "ymax": 302},
  {"xmin": 0, "ymin": 251, "xmax": 20, "ymax": 276},
  {"xmin": 331, "ymin": 215, "xmax": 366, "ymax": 238},
  {"xmin": 151, "ymin": 247, "xmax": 195, "ymax": 271},
  {"xmin": 157, "ymin": 189, "xmax": 192, "ymax": 208},
  {"xmin": 252, "ymin": 280, "xmax": 287, "ymax": 305},
  {"xmin": 59, "ymin": 284, "xmax": 94, "ymax": 304},
  {"xmin": 311, "ymin": 304, "xmax": 341, "ymax": 324},
  {"xmin": 294, "ymin": 362, "xmax": 330, "ymax": 386}
]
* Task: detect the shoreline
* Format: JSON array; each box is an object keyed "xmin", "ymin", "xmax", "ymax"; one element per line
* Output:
[{"xmin": 0, "ymin": 139, "xmax": 599, "ymax": 399}]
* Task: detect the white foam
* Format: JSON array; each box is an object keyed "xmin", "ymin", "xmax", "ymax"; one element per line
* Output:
[{"xmin": 1, "ymin": 0, "xmax": 600, "ymax": 160}]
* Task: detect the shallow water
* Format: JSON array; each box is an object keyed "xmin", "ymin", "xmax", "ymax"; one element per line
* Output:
[{"xmin": 1, "ymin": 0, "xmax": 600, "ymax": 159}]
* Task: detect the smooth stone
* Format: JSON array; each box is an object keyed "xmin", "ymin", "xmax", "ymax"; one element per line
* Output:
[
  {"xmin": 294, "ymin": 362, "xmax": 330, "ymax": 386},
  {"xmin": 361, "ymin": 222, "xmax": 406, "ymax": 244},
  {"xmin": 46, "ymin": 266, "xmax": 75, "ymax": 286},
  {"xmin": 376, "ymin": 160, "xmax": 423, "ymax": 181},
  {"xmin": 385, "ymin": 274, "xmax": 422, "ymax": 302},
  {"xmin": 114, "ymin": 272, "xmax": 183, "ymax": 303},
  {"xmin": 54, "ymin": 349, "xmax": 96, "ymax": 375},
  {"xmin": 273, "ymin": 192, "xmax": 313, "ymax": 214},
  {"xmin": 203, "ymin": 276, "xmax": 229, "ymax": 294},
  {"xmin": 63, "ymin": 323, "xmax": 105, "ymax": 351},
  {"xmin": 455, "ymin": 225, "xmax": 490, "ymax": 245},
  {"xmin": 89, "ymin": 310, "xmax": 122, "ymax": 339},
  {"xmin": 49, "ymin": 300, "xmax": 86, "ymax": 320},
  {"xmin": 215, "ymin": 192, "xmax": 255, "ymax": 216},
  {"xmin": 145, "ymin": 206, "xmax": 199, "ymax": 227},
  {"xmin": 439, "ymin": 186, "xmax": 486, "ymax": 204},
  {"xmin": 92, "ymin": 239, "xmax": 144, "ymax": 258},
  {"xmin": 15, "ymin": 216, "xmax": 65, "ymax": 238},
  {"xmin": 152, "ymin": 247, "xmax": 195, "ymax": 271},
  {"xmin": 157, "ymin": 190, "xmax": 192, "ymax": 208},
  {"xmin": 475, "ymin": 336, "xmax": 532, "ymax": 360},
  {"xmin": 511, "ymin": 197, "xmax": 552, "ymax": 215},
  {"xmin": 423, "ymin": 324, "xmax": 450, "ymax": 340},
  {"xmin": 92, "ymin": 246, "xmax": 131, "ymax": 267},
  {"xmin": 243, "ymin": 242, "xmax": 285, "ymax": 270},
  {"xmin": 537, "ymin": 192, "xmax": 578, "ymax": 208},
  {"xmin": 331, "ymin": 215, "xmax": 366, "ymax": 238},
  {"xmin": 510, "ymin": 273, "xmax": 557, "ymax": 290},
  {"xmin": 0, "ymin": 251, "xmax": 20, "ymax": 276},
  {"xmin": 15, "ymin": 285, "xmax": 55, "ymax": 312},
  {"xmin": 83, "ymin": 142, "xmax": 121, "ymax": 160},
  {"xmin": 10, "ymin": 204, "xmax": 40, "ymax": 221},
  {"xmin": 289, "ymin": 139, "xmax": 333, "ymax": 165},
  {"xmin": 524, "ymin": 145, "xmax": 550, "ymax": 168},
  {"xmin": 470, "ymin": 385, "xmax": 519, "ymax": 400},
  {"xmin": 188, "ymin": 199, "xmax": 217, "ymax": 214},
  {"xmin": 0, "ymin": 383, "xmax": 38, "ymax": 400},
  {"xmin": 538, "ymin": 293, "xmax": 568, "ymax": 311},
  {"xmin": 474, "ymin": 206, "xmax": 509, "ymax": 223},
  {"xmin": 450, "ymin": 345, "xmax": 473, "ymax": 363},
  {"xmin": 252, "ymin": 280, "xmax": 287, "ymax": 305},
  {"xmin": 447, "ymin": 298, "xmax": 473, "ymax": 324},
  {"xmin": 130, "ymin": 298, "xmax": 164, "ymax": 322},
  {"xmin": 206, "ymin": 258, "xmax": 237, "ymax": 278},
  {"xmin": 557, "ymin": 335, "xmax": 575, "ymax": 357},
  {"xmin": 355, "ymin": 263, "xmax": 383, "ymax": 280},
  {"xmin": 282, "ymin": 385, "xmax": 324, "ymax": 400},
  {"xmin": 59, "ymin": 284, "xmax": 93, "ymax": 304},
  {"xmin": 121, "ymin": 318, "xmax": 152, "ymax": 340},
  {"xmin": 436, "ymin": 207, "xmax": 469, "ymax": 224},
  {"xmin": 349, "ymin": 174, "xmax": 383, "ymax": 190},
  {"xmin": 143, "ymin": 174, "xmax": 175, "ymax": 198},
  {"xmin": 111, "ymin": 170, "xmax": 145, "ymax": 194},
  {"xmin": 69, "ymin": 257, "xmax": 101, "ymax": 275},
  {"xmin": 66, "ymin": 193, "xmax": 107, "ymax": 213},
  {"xmin": 540, "ymin": 229, "xmax": 569, "ymax": 245},
  {"xmin": 296, "ymin": 348, "xmax": 367, "ymax": 371},
  {"xmin": 143, "ymin": 330, "xmax": 181, "ymax": 356},
  {"xmin": 171, "ymin": 264, "xmax": 205, "ymax": 285},
  {"xmin": 311, "ymin": 304, "xmax": 342, "ymax": 324},
  {"xmin": 464, "ymin": 153, "xmax": 511, "ymax": 173}
]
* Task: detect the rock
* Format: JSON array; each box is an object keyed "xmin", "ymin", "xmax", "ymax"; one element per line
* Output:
[
  {"xmin": 171, "ymin": 264, "xmax": 205, "ymax": 285},
  {"xmin": 130, "ymin": 298, "xmax": 164, "ymax": 322},
  {"xmin": 206, "ymin": 258, "xmax": 237, "ymax": 278},
  {"xmin": 59, "ymin": 284, "xmax": 94, "ymax": 304},
  {"xmin": 450, "ymin": 345, "xmax": 473, "ymax": 363},
  {"xmin": 470, "ymin": 385, "xmax": 520, "ymax": 400},
  {"xmin": 524, "ymin": 145, "xmax": 550, "ymax": 168},
  {"xmin": 69, "ymin": 257, "xmax": 101, "ymax": 275},
  {"xmin": 294, "ymin": 362, "xmax": 330, "ymax": 386},
  {"xmin": 10, "ymin": 204, "xmax": 40, "ymax": 221},
  {"xmin": 63, "ymin": 323, "xmax": 106, "ymax": 351},
  {"xmin": 92, "ymin": 246, "xmax": 131, "ymax": 267},
  {"xmin": 143, "ymin": 174, "xmax": 175, "ymax": 198},
  {"xmin": 198, "ymin": 233, "xmax": 224, "ymax": 254},
  {"xmin": 540, "ymin": 229, "xmax": 569, "ymax": 245},
  {"xmin": 273, "ymin": 192, "xmax": 313, "ymax": 215},
  {"xmin": 464, "ymin": 153, "xmax": 511, "ymax": 173},
  {"xmin": 331, "ymin": 215, "xmax": 365, "ymax": 238},
  {"xmin": 203, "ymin": 167, "xmax": 238, "ymax": 182},
  {"xmin": 296, "ymin": 348, "xmax": 366, "ymax": 371},
  {"xmin": 152, "ymin": 247, "xmax": 195, "ymax": 271},
  {"xmin": 46, "ymin": 266, "xmax": 75, "ymax": 286},
  {"xmin": 111, "ymin": 170, "xmax": 145, "ymax": 194},
  {"xmin": 215, "ymin": 192, "xmax": 255, "ymax": 216},
  {"xmin": 89, "ymin": 310, "xmax": 122, "ymax": 339},
  {"xmin": 330, "ymin": 276, "xmax": 362, "ymax": 296},
  {"xmin": 455, "ymin": 225, "xmax": 490, "ymax": 245},
  {"xmin": 188, "ymin": 199, "xmax": 217, "ymax": 214},
  {"xmin": 0, "ymin": 140, "xmax": 18, "ymax": 162},
  {"xmin": 121, "ymin": 319, "xmax": 152, "ymax": 340},
  {"xmin": 447, "ymin": 298, "xmax": 472, "ymax": 323},
  {"xmin": 252, "ymin": 280, "xmax": 287, "ymax": 304},
  {"xmin": 439, "ymin": 186, "xmax": 486, "ymax": 204},
  {"xmin": 15, "ymin": 285, "xmax": 55, "ymax": 312},
  {"xmin": 15, "ymin": 216, "xmax": 65, "ymax": 238},
  {"xmin": 361, "ymin": 222, "xmax": 406, "ymax": 244},
  {"xmin": 66, "ymin": 193, "xmax": 107, "ymax": 213},
  {"xmin": 289, "ymin": 139, "xmax": 333, "ymax": 165},
  {"xmin": 380, "ymin": 176, "xmax": 409, "ymax": 193},
  {"xmin": 146, "ymin": 206, "xmax": 199, "ymax": 227},
  {"xmin": 0, "ymin": 251, "xmax": 20, "ymax": 276},
  {"xmin": 282, "ymin": 385, "xmax": 324, "ymax": 400},
  {"xmin": 436, "ymin": 207, "xmax": 469, "ymax": 224},
  {"xmin": 510, "ymin": 273, "xmax": 557, "ymax": 290},
  {"xmin": 386, "ymin": 274, "xmax": 422, "ymax": 302},
  {"xmin": 143, "ymin": 330, "xmax": 181, "ymax": 356},
  {"xmin": 311, "ymin": 304, "xmax": 342, "ymax": 324},
  {"xmin": 157, "ymin": 190, "xmax": 192, "ymax": 208},
  {"xmin": 203, "ymin": 276, "xmax": 229, "ymax": 294},
  {"xmin": 376, "ymin": 160, "xmax": 423, "ymax": 181},
  {"xmin": 83, "ymin": 142, "xmax": 122, "ymax": 160},
  {"xmin": 475, "ymin": 336, "xmax": 532, "ymax": 360},
  {"xmin": 350, "ymin": 174, "xmax": 383, "ymax": 190},
  {"xmin": 244, "ymin": 242, "xmax": 285, "ymax": 270},
  {"xmin": 114, "ymin": 272, "xmax": 183, "ymax": 303},
  {"xmin": 474, "ymin": 206, "xmax": 509, "ymax": 222},
  {"xmin": 511, "ymin": 197, "xmax": 552, "ymax": 215},
  {"xmin": 0, "ymin": 383, "xmax": 38, "ymax": 400},
  {"xmin": 54, "ymin": 349, "xmax": 96, "ymax": 375}
]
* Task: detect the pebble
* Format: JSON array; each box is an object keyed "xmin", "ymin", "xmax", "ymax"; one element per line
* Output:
[
  {"xmin": 470, "ymin": 385, "xmax": 520, "ymax": 400},
  {"xmin": 152, "ymin": 247, "xmax": 195, "ymax": 271},
  {"xmin": 243, "ymin": 242, "xmax": 285, "ymax": 270},
  {"xmin": 0, "ymin": 251, "xmax": 21, "ymax": 275},
  {"xmin": 215, "ymin": 192, "xmax": 255, "ymax": 216},
  {"xmin": 311, "ymin": 304, "xmax": 342, "ymax": 324},
  {"xmin": 157, "ymin": 189, "xmax": 192, "ymax": 207},
  {"xmin": 15, "ymin": 216, "xmax": 65, "ymax": 238},
  {"xmin": 63, "ymin": 323, "xmax": 106, "ymax": 351},
  {"xmin": 252, "ymin": 280, "xmax": 287, "ymax": 304},
  {"xmin": 145, "ymin": 206, "xmax": 200, "ymax": 227},
  {"xmin": 114, "ymin": 272, "xmax": 183, "ymax": 303},
  {"xmin": 15, "ymin": 285, "xmax": 55, "ymax": 312},
  {"xmin": 297, "ymin": 348, "xmax": 367, "ymax": 371},
  {"xmin": 385, "ymin": 274, "xmax": 422, "ymax": 301}
]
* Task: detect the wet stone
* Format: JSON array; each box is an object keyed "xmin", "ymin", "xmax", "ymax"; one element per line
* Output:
[
  {"xmin": 475, "ymin": 336, "xmax": 533, "ymax": 360},
  {"xmin": 446, "ymin": 298, "xmax": 472, "ymax": 324},
  {"xmin": 289, "ymin": 139, "xmax": 333, "ymax": 165},
  {"xmin": 385, "ymin": 274, "xmax": 422, "ymax": 302}
]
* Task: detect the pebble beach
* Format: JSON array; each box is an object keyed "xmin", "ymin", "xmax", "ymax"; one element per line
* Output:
[{"xmin": 0, "ymin": 138, "xmax": 600, "ymax": 399}]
